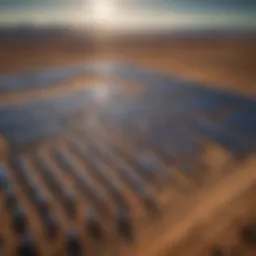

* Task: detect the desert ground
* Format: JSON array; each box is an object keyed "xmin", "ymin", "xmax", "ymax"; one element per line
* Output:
[
  {"xmin": 0, "ymin": 35, "xmax": 255, "ymax": 96},
  {"xmin": 0, "ymin": 35, "xmax": 255, "ymax": 256}
]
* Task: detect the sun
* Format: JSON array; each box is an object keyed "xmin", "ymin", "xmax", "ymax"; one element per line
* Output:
[{"xmin": 88, "ymin": 0, "xmax": 117, "ymax": 26}]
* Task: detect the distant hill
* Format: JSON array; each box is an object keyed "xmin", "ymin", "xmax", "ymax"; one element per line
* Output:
[
  {"xmin": 0, "ymin": 25, "xmax": 255, "ymax": 43},
  {"xmin": 0, "ymin": 25, "xmax": 72, "ymax": 38}
]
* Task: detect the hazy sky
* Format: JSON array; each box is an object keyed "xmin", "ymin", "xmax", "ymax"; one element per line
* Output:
[
  {"xmin": 0, "ymin": 0, "xmax": 255, "ymax": 31},
  {"xmin": 0, "ymin": 0, "xmax": 255, "ymax": 11}
]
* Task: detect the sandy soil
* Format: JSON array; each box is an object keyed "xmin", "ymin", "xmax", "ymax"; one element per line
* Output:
[
  {"xmin": 0, "ymin": 36, "xmax": 255, "ymax": 97},
  {"xmin": 0, "ymin": 35, "xmax": 255, "ymax": 256}
]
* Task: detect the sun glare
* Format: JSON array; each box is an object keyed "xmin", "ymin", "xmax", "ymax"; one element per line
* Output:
[
  {"xmin": 88, "ymin": 0, "xmax": 117, "ymax": 26},
  {"xmin": 93, "ymin": 84, "xmax": 112, "ymax": 103}
]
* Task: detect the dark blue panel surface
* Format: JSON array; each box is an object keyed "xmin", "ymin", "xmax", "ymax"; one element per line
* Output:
[
  {"xmin": 0, "ymin": 90, "xmax": 93, "ymax": 144},
  {"xmin": 0, "ymin": 65, "xmax": 94, "ymax": 92},
  {"xmin": 0, "ymin": 62, "xmax": 255, "ymax": 156}
]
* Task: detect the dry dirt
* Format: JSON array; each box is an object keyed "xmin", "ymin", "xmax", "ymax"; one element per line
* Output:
[
  {"xmin": 0, "ymin": 36, "xmax": 255, "ymax": 96},
  {"xmin": 0, "ymin": 36, "xmax": 255, "ymax": 256}
]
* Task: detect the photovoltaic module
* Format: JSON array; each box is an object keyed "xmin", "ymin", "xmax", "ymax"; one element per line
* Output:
[{"xmin": 0, "ymin": 62, "xmax": 255, "ymax": 255}]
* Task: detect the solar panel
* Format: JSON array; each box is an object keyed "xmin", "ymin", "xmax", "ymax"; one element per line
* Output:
[{"xmin": 0, "ymin": 62, "xmax": 255, "ymax": 255}]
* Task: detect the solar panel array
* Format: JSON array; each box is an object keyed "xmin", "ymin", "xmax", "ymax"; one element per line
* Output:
[{"xmin": 0, "ymin": 62, "xmax": 255, "ymax": 255}]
